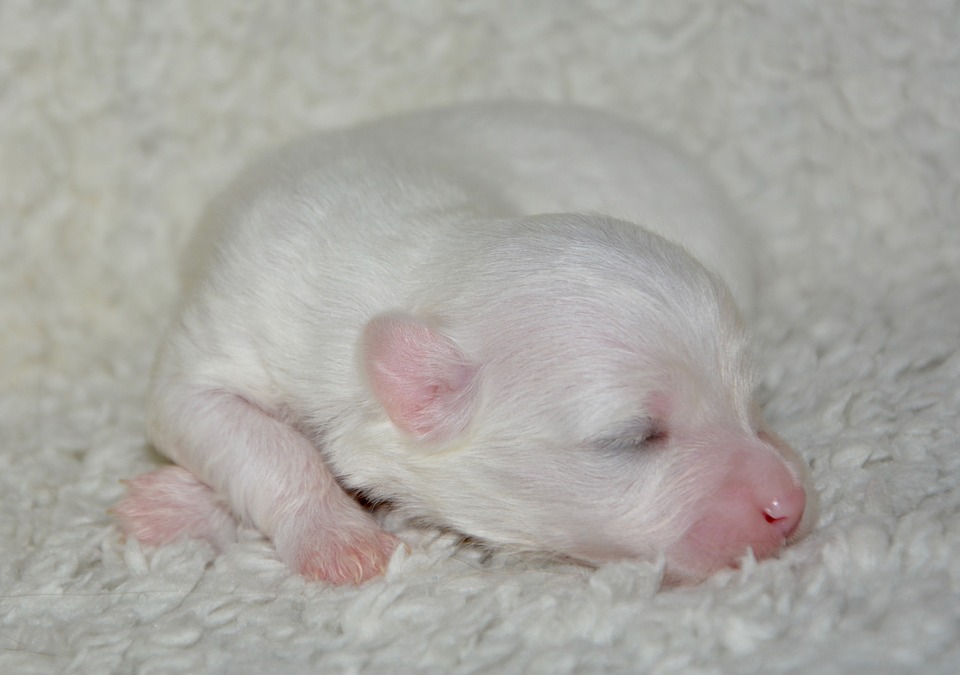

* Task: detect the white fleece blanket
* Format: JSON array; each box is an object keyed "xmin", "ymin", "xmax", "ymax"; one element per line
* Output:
[{"xmin": 3, "ymin": 2, "xmax": 959, "ymax": 673}]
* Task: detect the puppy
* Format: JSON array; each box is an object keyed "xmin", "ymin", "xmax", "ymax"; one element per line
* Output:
[{"xmin": 115, "ymin": 103, "xmax": 811, "ymax": 584}]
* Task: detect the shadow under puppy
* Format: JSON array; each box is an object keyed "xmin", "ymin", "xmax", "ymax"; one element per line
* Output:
[{"xmin": 115, "ymin": 102, "xmax": 813, "ymax": 585}]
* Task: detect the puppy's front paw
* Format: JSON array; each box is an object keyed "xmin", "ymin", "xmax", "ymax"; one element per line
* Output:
[
  {"xmin": 275, "ymin": 515, "xmax": 402, "ymax": 585},
  {"xmin": 298, "ymin": 528, "xmax": 401, "ymax": 585}
]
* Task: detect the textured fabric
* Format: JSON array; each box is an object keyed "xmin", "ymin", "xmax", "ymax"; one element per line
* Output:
[{"xmin": 2, "ymin": 2, "xmax": 959, "ymax": 672}]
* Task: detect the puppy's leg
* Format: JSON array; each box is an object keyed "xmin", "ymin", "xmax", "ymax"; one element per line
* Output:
[{"xmin": 136, "ymin": 385, "xmax": 400, "ymax": 584}]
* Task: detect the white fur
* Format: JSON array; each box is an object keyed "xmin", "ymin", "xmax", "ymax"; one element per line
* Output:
[{"xmin": 123, "ymin": 102, "xmax": 811, "ymax": 584}]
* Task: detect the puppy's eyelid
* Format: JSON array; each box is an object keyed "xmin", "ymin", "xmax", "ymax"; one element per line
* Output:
[
  {"xmin": 595, "ymin": 421, "xmax": 668, "ymax": 452},
  {"xmin": 643, "ymin": 428, "xmax": 669, "ymax": 444}
]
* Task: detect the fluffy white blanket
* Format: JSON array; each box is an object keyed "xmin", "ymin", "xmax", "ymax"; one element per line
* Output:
[{"xmin": 3, "ymin": 2, "xmax": 958, "ymax": 672}]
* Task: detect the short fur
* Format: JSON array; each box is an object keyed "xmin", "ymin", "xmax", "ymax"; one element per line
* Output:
[{"xmin": 115, "ymin": 102, "xmax": 812, "ymax": 584}]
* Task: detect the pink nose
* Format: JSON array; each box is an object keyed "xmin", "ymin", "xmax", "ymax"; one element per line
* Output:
[{"xmin": 761, "ymin": 484, "xmax": 806, "ymax": 540}]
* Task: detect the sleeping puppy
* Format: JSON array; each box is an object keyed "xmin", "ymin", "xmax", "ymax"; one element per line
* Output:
[{"xmin": 115, "ymin": 102, "xmax": 812, "ymax": 584}]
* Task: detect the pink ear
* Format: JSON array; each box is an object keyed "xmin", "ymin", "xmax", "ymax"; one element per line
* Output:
[{"xmin": 363, "ymin": 314, "xmax": 479, "ymax": 442}]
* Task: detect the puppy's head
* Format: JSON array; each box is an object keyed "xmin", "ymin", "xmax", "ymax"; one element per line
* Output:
[{"xmin": 362, "ymin": 215, "xmax": 811, "ymax": 581}]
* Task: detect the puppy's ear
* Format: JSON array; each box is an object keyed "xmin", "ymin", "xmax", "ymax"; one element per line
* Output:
[{"xmin": 362, "ymin": 313, "xmax": 479, "ymax": 443}]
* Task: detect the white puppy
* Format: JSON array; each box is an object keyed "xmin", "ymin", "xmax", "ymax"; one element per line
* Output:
[{"xmin": 115, "ymin": 103, "xmax": 811, "ymax": 585}]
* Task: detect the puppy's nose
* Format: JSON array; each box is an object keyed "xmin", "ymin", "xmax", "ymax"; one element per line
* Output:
[{"xmin": 761, "ymin": 484, "xmax": 806, "ymax": 540}]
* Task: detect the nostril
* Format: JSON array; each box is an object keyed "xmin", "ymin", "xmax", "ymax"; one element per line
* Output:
[
  {"xmin": 763, "ymin": 508, "xmax": 799, "ymax": 539},
  {"xmin": 763, "ymin": 498, "xmax": 791, "ymax": 522},
  {"xmin": 762, "ymin": 489, "xmax": 806, "ymax": 539}
]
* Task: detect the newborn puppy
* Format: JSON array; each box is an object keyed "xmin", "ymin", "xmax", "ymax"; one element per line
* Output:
[{"xmin": 115, "ymin": 102, "xmax": 812, "ymax": 585}]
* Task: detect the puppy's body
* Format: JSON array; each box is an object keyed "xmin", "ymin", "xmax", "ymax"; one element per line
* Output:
[{"xmin": 117, "ymin": 103, "xmax": 810, "ymax": 584}]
